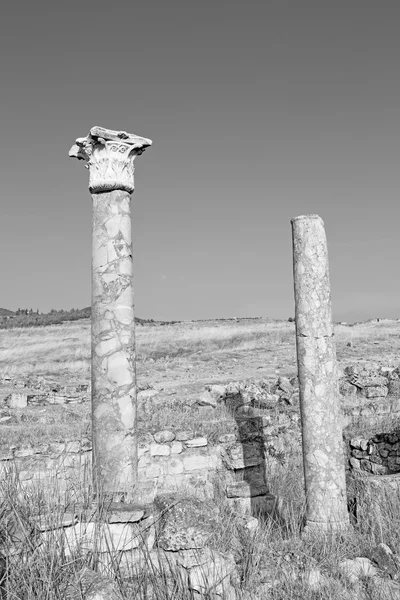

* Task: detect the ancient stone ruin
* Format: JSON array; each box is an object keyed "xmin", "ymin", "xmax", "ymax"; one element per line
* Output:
[{"xmin": 0, "ymin": 129, "xmax": 362, "ymax": 596}]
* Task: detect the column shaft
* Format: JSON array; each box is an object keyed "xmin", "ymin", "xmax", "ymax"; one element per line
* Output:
[
  {"xmin": 91, "ymin": 190, "xmax": 137, "ymax": 499},
  {"xmin": 291, "ymin": 214, "xmax": 349, "ymax": 530}
]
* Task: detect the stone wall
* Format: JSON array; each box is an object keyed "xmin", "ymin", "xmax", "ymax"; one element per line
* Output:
[
  {"xmin": 340, "ymin": 365, "xmax": 400, "ymax": 423},
  {"xmin": 0, "ymin": 418, "xmax": 300, "ymax": 518},
  {"xmin": 0, "ymin": 426, "xmax": 282, "ymax": 515},
  {"xmin": 348, "ymin": 432, "xmax": 400, "ymax": 475},
  {"xmin": 0, "ymin": 441, "xmax": 91, "ymax": 493},
  {"xmin": 0, "ymin": 377, "xmax": 301, "ymax": 516},
  {"xmin": 136, "ymin": 422, "xmax": 291, "ymax": 513}
]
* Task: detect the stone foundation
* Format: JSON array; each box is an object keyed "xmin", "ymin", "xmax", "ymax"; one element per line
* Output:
[
  {"xmin": 0, "ymin": 424, "xmax": 281, "ymax": 517},
  {"xmin": 348, "ymin": 431, "xmax": 400, "ymax": 475}
]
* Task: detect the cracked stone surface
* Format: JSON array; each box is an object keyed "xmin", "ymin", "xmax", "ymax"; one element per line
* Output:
[
  {"xmin": 291, "ymin": 215, "xmax": 349, "ymax": 530},
  {"xmin": 91, "ymin": 190, "xmax": 137, "ymax": 498}
]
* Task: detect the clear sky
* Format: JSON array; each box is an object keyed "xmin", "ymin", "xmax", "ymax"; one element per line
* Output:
[{"xmin": 1, "ymin": 0, "xmax": 399, "ymax": 322}]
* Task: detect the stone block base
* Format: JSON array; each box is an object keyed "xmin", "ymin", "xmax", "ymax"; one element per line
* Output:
[{"xmin": 35, "ymin": 503, "xmax": 155, "ymax": 557}]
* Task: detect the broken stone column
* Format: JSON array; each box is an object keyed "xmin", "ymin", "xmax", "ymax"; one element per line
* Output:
[
  {"xmin": 69, "ymin": 126, "xmax": 152, "ymax": 500},
  {"xmin": 291, "ymin": 214, "xmax": 349, "ymax": 532}
]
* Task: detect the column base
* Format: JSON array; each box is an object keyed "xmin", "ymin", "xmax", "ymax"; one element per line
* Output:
[{"xmin": 302, "ymin": 519, "xmax": 352, "ymax": 538}]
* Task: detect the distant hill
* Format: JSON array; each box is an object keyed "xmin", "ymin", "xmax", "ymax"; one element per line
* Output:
[
  {"xmin": 0, "ymin": 307, "xmax": 90, "ymax": 329},
  {"xmin": 0, "ymin": 306, "xmax": 162, "ymax": 329}
]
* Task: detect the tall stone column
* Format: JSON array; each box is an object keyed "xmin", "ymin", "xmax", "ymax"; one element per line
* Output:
[
  {"xmin": 291, "ymin": 214, "xmax": 349, "ymax": 532},
  {"xmin": 69, "ymin": 126, "xmax": 152, "ymax": 500}
]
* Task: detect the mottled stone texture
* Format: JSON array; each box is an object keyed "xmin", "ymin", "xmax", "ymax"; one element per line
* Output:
[
  {"xmin": 92, "ymin": 190, "xmax": 137, "ymax": 498},
  {"xmin": 69, "ymin": 126, "xmax": 152, "ymax": 500},
  {"xmin": 291, "ymin": 215, "xmax": 349, "ymax": 531}
]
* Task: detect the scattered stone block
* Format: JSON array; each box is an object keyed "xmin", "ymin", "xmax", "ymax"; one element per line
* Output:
[
  {"xmin": 205, "ymin": 384, "xmax": 228, "ymax": 401},
  {"xmin": 185, "ymin": 437, "xmax": 207, "ymax": 448},
  {"xmin": 351, "ymin": 449, "xmax": 367, "ymax": 459},
  {"xmin": 277, "ymin": 376, "xmax": 292, "ymax": 394},
  {"xmin": 349, "ymin": 457, "xmax": 361, "ymax": 470},
  {"xmin": 196, "ymin": 390, "xmax": 218, "ymax": 408},
  {"xmin": 355, "ymin": 375, "xmax": 388, "ymax": 388},
  {"xmin": 350, "ymin": 438, "xmax": 363, "ymax": 449},
  {"xmin": 371, "ymin": 463, "xmax": 388, "ymax": 475},
  {"xmin": 153, "ymin": 430, "xmax": 175, "ymax": 443},
  {"xmin": 170, "ymin": 442, "xmax": 183, "ymax": 454},
  {"xmin": 9, "ymin": 393, "xmax": 28, "ymax": 409},
  {"xmin": 365, "ymin": 386, "xmax": 388, "ymax": 398},
  {"xmin": 150, "ymin": 444, "xmax": 170, "ymax": 457},
  {"xmin": 155, "ymin": 495, "xmax": 219, "ymax": 551},
  {"xmin": 340, "ymin": 381, "xmax": 357, "ymax": 396},
  {"xmin": 107, "ymin": 506, "xmax": 145, "ymax": 523},
  {"xmin": 359, "ymin": 439, "xmax": 369, "ymax": 451}
]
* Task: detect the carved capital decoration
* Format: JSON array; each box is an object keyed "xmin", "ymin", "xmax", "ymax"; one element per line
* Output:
[{"xmin": 69, "ymin": 126, "xmax": 152, "ymax": 194}]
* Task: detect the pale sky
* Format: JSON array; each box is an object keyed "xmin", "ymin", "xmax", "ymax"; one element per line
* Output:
[{"xmin": 1, "ymin": 0, "xmax": 399, "ymax": 322}]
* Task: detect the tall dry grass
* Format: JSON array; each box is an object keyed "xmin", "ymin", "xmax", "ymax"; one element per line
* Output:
[{"xmin": 0, "ymin": 446, "xmax": 398, "ymax": 599}]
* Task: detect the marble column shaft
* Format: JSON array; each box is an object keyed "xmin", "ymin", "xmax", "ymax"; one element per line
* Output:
[
  {"xmin": 291, "ymin": 214, "xmax": 349, "ymax": 531},
  {"xmin": 92, "ymin": 190, "xmax": 136, "ymax": 498},
  {"xmin": 69, "ymin": 127, "xmax": 152, "ymax": 500}
]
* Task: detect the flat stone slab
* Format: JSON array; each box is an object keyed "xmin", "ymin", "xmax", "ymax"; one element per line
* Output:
[{"xmin": 65, "ymin": 502, "xmax": 148, "ymax": 523}]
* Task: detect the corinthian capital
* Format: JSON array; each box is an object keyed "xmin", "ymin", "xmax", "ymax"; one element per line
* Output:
[{"xmin": 69, "ymin": 126, "xmax": 152, "ymax": 194}]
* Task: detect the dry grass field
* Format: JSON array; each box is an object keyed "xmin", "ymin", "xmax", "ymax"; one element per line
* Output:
[
  {"xmin": 1, "ymin": 317, "xmax": 400, "ymax": 598},
  {"xmin": 2, "ymin": 317, "xmax": 400, "ymax": 378},
  {"xmin": 1, "ymin": 317, "xmax": 400, "ymax": 449}
]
